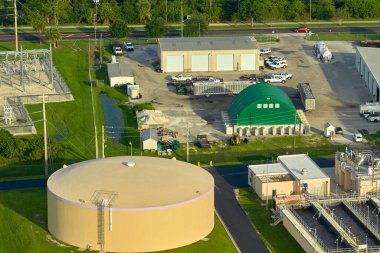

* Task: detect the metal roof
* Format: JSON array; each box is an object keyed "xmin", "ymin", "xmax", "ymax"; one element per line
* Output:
[
  {"xmin": 47, "ymin": 156, "xmax": 214, "ymax": 209},
  {"xmin": 158, "ymin": 36, "xmax": 257, "ymax": 51},
  {"xmin": 357, "ymin": 47, "xmax": 380, "ymax": 87},
  {"xmin": 107, "ymin": 62, "xmax": 133, "ymax": 78},
  {"xmin": 228, "ymin": 82, "xmax": 300, "ymax": 125},
  {"xmin": 278, "ymin": 154, "xmax": 329, "ymax": 180},
  {"xmin": 248, "ymin": 163, "xmax": 288, "ymax": 175},
  {"xmin": 142, "ymin": 128, "xmax": 158, "ymax": 141}
]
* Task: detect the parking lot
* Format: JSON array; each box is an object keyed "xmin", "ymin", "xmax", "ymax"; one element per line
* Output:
[{"xmin": 122, "ymin": 34, "xmax": 376, "ymax": 143}]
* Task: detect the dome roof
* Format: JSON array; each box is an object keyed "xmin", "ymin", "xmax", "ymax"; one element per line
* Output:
[{"xmin": 48, "ymin": 156, "xmax": 214, "ymax": 209}]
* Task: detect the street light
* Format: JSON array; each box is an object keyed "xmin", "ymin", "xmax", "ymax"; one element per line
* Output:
[
  {"xmin": 93, "ymin": 0, "xmax": 99, "ymax": 41},
  {"xmin": 129, "ymin": 141, "xmax": 132, "ymax": 156}
]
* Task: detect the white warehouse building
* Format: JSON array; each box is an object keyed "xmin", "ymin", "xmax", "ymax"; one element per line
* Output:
[
  {"xmin": 356, "ymin": 47, "xmax": 380, "ymax": 101},
  {"xmin": 157, "ymin": 37, "xmax": 261, "ymax": 73}
]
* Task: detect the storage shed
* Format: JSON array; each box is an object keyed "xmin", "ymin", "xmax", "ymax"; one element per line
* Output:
[
  {"xmin": 142, "ymin": 128, "xmax": 158, "ymax": 151},
  {"xmin": 107, "ymin": 62, "xmax": 134, "ymax": 87},
  {"xmin": 356, "ymin": 47, "xmax": 380, "ymax": 101},
  {"xmin": 227, "ymin": 82, "xmax": 303, "ymax": 136},
  {"xmin": 158, "ymin": 37, "xmax": 261, "ymax": 73}
]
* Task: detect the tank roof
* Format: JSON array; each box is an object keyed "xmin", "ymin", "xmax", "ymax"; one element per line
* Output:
[{"xmin": 48, "ymin": 156, "xmax": 214, "ymax": 209}]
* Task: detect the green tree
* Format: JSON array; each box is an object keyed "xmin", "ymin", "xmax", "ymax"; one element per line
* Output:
[
  {"xmin": 45, "ymin": 28, "xmax": 62, "ymax": 48},
  {"xmin": 122, "ymin": 0, "xmax": 139, "ymax": 24},
  {"xmin": 108, "ymin": 19, "xmax": 131, "ymax": 38},
  {"xmin": 344, "ymin": 0, "xmax": 380, "ymax": 18},
  {"xmin": 32, "ymin": 15, "xmax": 46, "ymax": 44},
  {"xmin": 72, "ymin": 0, "xmax": 90, "ymax": 23},
  {"xmin": 97, "ymin": 0, "xmax": 120, "ymax": 25},
  {"xmin": 136, "ymin": 0, "xmax": 152, "ymax": 24},
  {"xmin": 286, "ymin": 0, "xmax": 305, "ymax": 20},
  {"xmin": 184, "ymin": 14, "xmax": 208, "ymax": 37},
  {"xmin": 145, "ymin": 17, "xmax": 168, "ymax": 38},
  {"xmin": 313, "ymin": 0, "xmax": 335, "ymax": 20},
  {"xmin": 0, "ymin": 129, "xmax": 20, "ymax": 159}
]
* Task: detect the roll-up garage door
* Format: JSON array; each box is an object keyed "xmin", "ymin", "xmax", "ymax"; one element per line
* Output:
[
  {"xmin": 216, "ymin": 54, "xmax": 233, "ymax": 71},
  {"xmin": 166, "ymin": 55, "xmax": 184, "ymax": 72},
  {"xmin": 241, "ymin": 54, "xmax": 256, "ymax": 70},
  {"xmin": 191, "ymin": 55, "xmax": 209, "ymax": 72}
]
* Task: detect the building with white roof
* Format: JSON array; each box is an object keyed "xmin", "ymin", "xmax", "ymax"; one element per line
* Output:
[
  {"xmin": 248, "ymin": 154, "xmax": 330, "ymax": 200},
  {"xmin": 157, "ymin": 36, "xmax": 261, "ymax": 73},
  {"xmin": 356, "ymin": 47, "xmax": 380, "ymax": 101}
]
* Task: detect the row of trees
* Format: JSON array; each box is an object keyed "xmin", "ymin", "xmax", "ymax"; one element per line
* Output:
[
  {"xmin": 1, "ymin": 0, "xmax": 380, "ymax": 40},
  {"xmin": 0, "ymin": 129, "xmax": 66, "ymax": 160},
  {"xmin": 6, "ymin": 0, "xmax": 380, "ymax": 28}
]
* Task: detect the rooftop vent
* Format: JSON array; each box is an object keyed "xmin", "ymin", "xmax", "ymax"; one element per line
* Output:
[
  {"xmin": 123, "ymin": 161, "xmax": 136, "ymax": 167},
  {"xmin": 301, "ymin": 168, "xmax": 308, "ymax": 176}
]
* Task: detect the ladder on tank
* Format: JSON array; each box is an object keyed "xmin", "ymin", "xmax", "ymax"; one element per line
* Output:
[{"xmin": 98, "ymin": 203, "xmax": 105, "ymax": 253}]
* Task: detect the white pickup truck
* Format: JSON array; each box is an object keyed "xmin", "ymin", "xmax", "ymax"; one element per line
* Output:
[
  {"xmin": 366, "ymin": 113, "xmax": 380, "ymax": 122},
  {"xmin": 263, "ymin": 74, "xmax": 287, "ymax": 83},
  {"xmin": 171, "ymin": 74, "xmax": 192, "ymax": 82},
  {"xmin": 268, "ymin": 61, "xmax": 288, "ymax": 70}
]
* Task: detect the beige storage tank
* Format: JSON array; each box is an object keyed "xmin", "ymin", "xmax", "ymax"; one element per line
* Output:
[{"xmin": 48, "ymin": 156, "xmax": 214, "ymax": 252}]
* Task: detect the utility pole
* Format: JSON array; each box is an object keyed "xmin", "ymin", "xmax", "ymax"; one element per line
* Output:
[
  {"xmin": 165, "ymin": 0, "xmax": 168, "ymax": 23},
  {"xmin": 198, "ymin": 22, "xmax": 200, "ymax": 37},
  {"xmin": 266, "ymin": 160, "xmax": 269, "ymax": 210},
  {"xmin": 293, "ymin": 112, "xmax": 296, "ymax": 152},
  {"xmin": 99, "ymin": 33, "xmax": 103, "ymax": 65},
  {"xmin": 14, "ymin": 0, "xmax": 18, "ymax": 51},
  {"xmin": 102, "ymin": 125, "xmax": 105, "ymax": 158},
  {"xmin": 309, "ymin": 0, "xmax": 312, "ymax": 21},
  {"xmin": 186, "ymin": 121, "xmax": 189, "ymax": 162},
  {"xmin": 88, "ymin": 41, "xmax": 99, "ymax": 159},
  {"xmin": 94, "ymin": 0, "xmax": 99, "ymax": 41},
  {"xmin": 181, "ymin": 0, "xmax": 184, "ymax": 38},
  {"xmin": 42, "ymin": 94, "xmax": 48, "ymax": 176},
  {"xmin": 210, "ymin": 0, "xmax": 212, "ymax": 8}
]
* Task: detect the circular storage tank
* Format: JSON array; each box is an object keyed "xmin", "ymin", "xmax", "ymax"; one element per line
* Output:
[{"xmin": 48, "ymin": 156, "xmax": 214, "ymax": 252}]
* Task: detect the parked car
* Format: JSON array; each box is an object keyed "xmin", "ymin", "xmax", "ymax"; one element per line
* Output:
[
  {"xmin": 265, "ymin": 57, "xmax": 287, "ymax": 64},
  {"xmin": 266, "ymin": 58, "xmax": 287, "ymax": 66},
  {"xmin": 124, "ymin": 42, "xmax": 134, "ymax": 51},
  {"xmin": 263, "ymin": 74, "xmax": 287, "ymax": 83},
  {"xmin": 335, "ymin": 127, "xmax": 343, "ymax": 134},
  {"xmin": 353, "ymin": 133, "xmax": 363, "ymax": 142},
  {"xmin": 239, "ymin": 74, "xmax": 257, "ymax": 81},
  {"xmin": 193, "ymin": 76, "xmax": 222, "ymax": 83},
  {"xmin": 294, "ymin": 27, "xmax": 310, "ymax": 33},
  {"xmin": 113, "ymin": 46, "xmax": 123, "ymax": 56},
  {"xmin": 171, "ymin": 74, "xmax": 192, "ymax": 82},
  {"xmin": 268, "ymin": 61, "xmax": 288, "ymax": 69},
  {"xmin": 260, "ymin": 48, "xmax": 272, "ymax": 55},
  {"xmin": 265, "ymin": 55, "xmax": 278, "ymax": 62},
  {"xmin": 366, "ymin": 113, "xmax": 380, "ymax": 122},
  {"xmin": 274, "ymin": 72, "xmax": 292, "ymax": 80}
]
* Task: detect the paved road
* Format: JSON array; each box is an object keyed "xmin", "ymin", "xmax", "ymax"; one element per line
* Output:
[
  {"xmin": 206, "ymin": 166, "xmax": 270, "ymax": 253},
  {"xmin": 0, "ymin": 178, "xmax": 47, "ymax": 190},
  {"xmin": 1, "ymin": 26, "xmax": 380, "ymax": 42},
  {"xmin": 208, "ymin": 158, "xmax": 334, "ymax": 253}
]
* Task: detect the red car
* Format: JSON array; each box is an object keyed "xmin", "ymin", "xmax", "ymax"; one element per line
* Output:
[{"xmin": 294, "ymin": 27, "xmax": 310, "ymax": 33}]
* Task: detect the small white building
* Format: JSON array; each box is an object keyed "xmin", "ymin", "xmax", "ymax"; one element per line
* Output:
[
  {"xmin": 324, "ymin": 122, "xmax": 335, "ymax": 138},
  {"xmin": 142, "ymin": 128, "xmax": 158, "ymax": 151},
  {"xmin": 356, "ymin": 47, "xmax": 380, "ymax": 102},
  {"xmin": 107, "ymin": 62, "xmax": 134, "ymax": 87}
]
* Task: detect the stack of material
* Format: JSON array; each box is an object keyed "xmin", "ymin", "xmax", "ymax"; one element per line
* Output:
[{"xmin": 136, "ymin": 110, "xmax": 170, "ymax": 130}]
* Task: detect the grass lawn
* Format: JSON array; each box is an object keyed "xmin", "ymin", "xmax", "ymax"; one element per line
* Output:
[
  {"xmin": 308, "ymin": 32, "xmax": 380, "ymax": 41},
  {"xmin": 0, "ymin": 39, "xmax": 343, "ymax": 180},
  {"xmin": 237, "ymin": 188, "xmax": 305, "ymax": 253},
  {"xmin": 0, "ymin": 188, "xmax": 236, "ymax": 253},
  {"xmin": 174, "ymin": 134, "xmax": 344, "ymax": 166}
]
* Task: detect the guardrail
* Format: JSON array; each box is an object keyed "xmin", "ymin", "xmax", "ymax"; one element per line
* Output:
[
  {"xmin": 343, "ymin": 201, "xmax": 380, "ymax": 239},
  {"xmin": 289, "ymin": 207, "xmax": 330, "ymax": 252}
]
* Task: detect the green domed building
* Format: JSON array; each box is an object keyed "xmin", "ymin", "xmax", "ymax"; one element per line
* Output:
[{"xmin": 227, "ymin": 83, "xmax": 303, "ymax": 136}]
